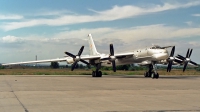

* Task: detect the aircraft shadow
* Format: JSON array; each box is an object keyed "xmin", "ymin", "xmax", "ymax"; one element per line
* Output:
[
  {"xmin": 118, "ymin": 75, "xmax": 199, "ymax": 79},
  {"xmin": 17, "ymin": 75, "xmax": 199, "ymax": 80}
]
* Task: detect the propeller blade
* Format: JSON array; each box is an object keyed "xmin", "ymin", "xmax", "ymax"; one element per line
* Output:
[
  {"xmin": 80, "ymin": 59, "xmax": 89, "ymax": 65},
  {"xmin": 170, "ymin": 46, "xmax": 175, "ymax": 57},
  {"xmin": 65, "ymin": 52, "xmax": 76, "ymax": 58},
  {"xmin": 77, "ymin": 46, "xmax": 84, "ymax": 56},
  {"xmin": 167, "ymin": 61, "xmax": 172, "ymax": 72},
  {"xmin": 169, "ymin": 65, "xmax": 172, "ymax": 72},
  {"xmin": 101, "ymin": 58, "xmax": 111, "ymax": 61},
  {"xmin": 176, "ymin": 55, "xmax": 185, "ymax": 60},
  {"xmin": 110, "ymin": 44, "xmax": 116, "ymax": 72},
  {"xmin": 167, "ymin": 63, "xmax": 170, "ymax": 72},
  {"xmin": 110, "ymin": 44, "xmax": 114, "ymax": 56},
  {"xmin": 190, "ymin": 61, "xmax": 198, "ymax": 66},
  {"xmin": 112, "ymin": 61, "xmax": 116, "ymax": 72},
  {"xmin": 183, "ymin": 62, "xmax": 188, "ymax": 72},
  {"xmin": 174, "ymin": 59, "xmax": 183, "ymax": 63},
  {"xmin": 189, "ymin": 49, "xmax": 193, "ymax": 58},
  {"xmin": 186, "ymin": 49, "xmax": 190, "ymax": 58},
  {"xmin": 71, "ymin": 61, "xmax": 78, "ymax": 71},
  {"xmin": 80, "ymin": 59, "xmax": 91, "ymax": 69},
  {"xmin": 170, "ymin": 61, "xmax": 173, "ymax": 72}
]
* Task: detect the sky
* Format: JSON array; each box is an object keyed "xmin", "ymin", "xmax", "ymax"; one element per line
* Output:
[{"xmin": 0, "ymin": 0, "xmax": 200, "ymax": 64}]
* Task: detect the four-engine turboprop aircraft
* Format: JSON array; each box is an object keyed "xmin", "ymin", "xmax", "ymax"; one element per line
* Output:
[{"xmin": 1, "ymin": 34, "xmax": 198, "ymax": 79}]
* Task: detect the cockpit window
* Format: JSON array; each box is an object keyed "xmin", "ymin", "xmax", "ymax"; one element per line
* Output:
[{"xmin": 150, "ymin": 45, "xmax": 164, "ymax": 49}]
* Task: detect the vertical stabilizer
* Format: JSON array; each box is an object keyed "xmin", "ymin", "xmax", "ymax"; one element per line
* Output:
[{"xmin": 88, "ymin": 34, "xmax": 100, "ymax": 55}]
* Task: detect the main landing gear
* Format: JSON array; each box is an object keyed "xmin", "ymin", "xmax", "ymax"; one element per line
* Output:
[
  {"xmin": 144, "ymin": 63, "xmax": 159, "ymax": 79},
  {"xmin": 92, "ymin": 70, "xmax": 102, "ymax": 77},
  {"xmin": 92, "ymin": 63, "xmax": 102, "ymax": 77}
]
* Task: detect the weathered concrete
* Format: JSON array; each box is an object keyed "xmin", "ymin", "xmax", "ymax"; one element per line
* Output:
[{"xmin": 0, "ymin": 75, "xmax": 200, "ymax": 112}]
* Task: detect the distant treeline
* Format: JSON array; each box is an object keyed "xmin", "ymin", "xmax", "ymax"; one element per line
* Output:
[{"xmin": 1, "ymin": 62, "xmax": 200, "ymax": 71}]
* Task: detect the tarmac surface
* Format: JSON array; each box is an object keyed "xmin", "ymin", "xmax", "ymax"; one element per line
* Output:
[{"xmin": 0, "ymin": 75, "xmax": 200, "ymax": 112}]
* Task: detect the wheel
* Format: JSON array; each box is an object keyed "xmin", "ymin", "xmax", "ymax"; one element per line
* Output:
[
  {"xmin": 98, "ymin": 71, "xmax": 102, "ymax": 77},
  {"xmin": 144, "ymin": 72, "xmax": 146, "ymax": 77},
  {"xmin": 144, "ymin": 72, "xmax": 147, "ymax": 77},
  {"xmin": 92, "ymin": 71, "xmax": 96, "ymax": 77},
  {"xmin": 151, "ymin": 72, "xmax": 155, "ymax": 79},
  {"xmin": 95, "ymin": 71, "xmax": 99, "ymax": 77},
  {"xmin": 147, "ymin": 72, "xmax": 151, "ymax": 77},
  {"xmin": 156, "ymin": 73, "xmax": 159, "ymax": 79}
]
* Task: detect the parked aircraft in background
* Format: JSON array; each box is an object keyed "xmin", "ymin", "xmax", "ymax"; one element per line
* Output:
[{"xmin": 2, "ymin": 34, "xmax": 198, "ymax": 79}]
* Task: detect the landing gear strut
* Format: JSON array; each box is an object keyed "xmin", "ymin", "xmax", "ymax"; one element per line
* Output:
[
  {"xmin": 144, "ymin": 62, "xmax": 159, "ymax": 79},
  {"xmin": 92, "ymin": 63, "xmax": 102, "ymax": 77}
]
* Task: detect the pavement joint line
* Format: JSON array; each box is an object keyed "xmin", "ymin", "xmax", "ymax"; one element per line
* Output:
[{"xmin": 4, "ymin": 76, "xmax": 29, "ymax": 112}]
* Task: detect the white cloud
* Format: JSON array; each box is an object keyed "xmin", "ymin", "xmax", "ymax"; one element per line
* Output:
[
  {"xmin": 185, "ymin": 21, "xmax": 193, "ymax": 26},
  {"xmin": 1, "ymin": 35, "xmax": 22, "ymax": 43},
  {"xmin": 1, "ymin": 1, "xmax": 200, "ymax": 31},
  {"xmin": 80, "ymin": 24, "xmax": 200, "ymax": 43},
  {"xmin": 192, "ymin": 14, "xmax": 200, "ymax": 17},
  {"xmin": 2, "ymin": 24, "xmax": 200, "ymax": 44},
  {"xmin": 1, "ymin": 24, "xmax": 200, "ymax": 63},
  {"xmin": 0, "ymin": 14, "xmax": 23, "ymax": 20}
]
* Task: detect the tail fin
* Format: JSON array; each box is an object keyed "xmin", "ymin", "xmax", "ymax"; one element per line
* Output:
[{"xmin": 88, "ymin": 34, "xmax": 100, "ymax": 55}]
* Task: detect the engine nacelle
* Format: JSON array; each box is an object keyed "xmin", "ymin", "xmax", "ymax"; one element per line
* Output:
[
  {"xmin": 168, "ymin": 57, "xmax": 175, "ymax": 61},
  {"xmin": 66, "ymin": 57, "xmax": 74, "ymax": 64},
  {"xmin": 138, "ymin": 60, "xmax": 151, "ymax": 66}
]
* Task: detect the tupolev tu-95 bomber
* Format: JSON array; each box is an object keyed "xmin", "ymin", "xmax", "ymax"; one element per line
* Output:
[{"xmin": 2, "ymin": 34, "xmax": 198, "ymax": 79}]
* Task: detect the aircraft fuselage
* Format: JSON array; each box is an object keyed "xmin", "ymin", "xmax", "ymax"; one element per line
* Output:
[{"xmin": 102, "ymin": 47, "xmax": 169, "ymax": 66}]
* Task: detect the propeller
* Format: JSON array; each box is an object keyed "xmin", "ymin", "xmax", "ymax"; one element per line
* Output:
[
  {"xmin": 110, "ymin": 44, "xmax": 116, "ymax": 72},
  {"xmin": 176, "ymin": 48, "xmax": 198, "ymax": 72},
  {"xmin": 167, "ymin": 46, "xmax": 175, "ymax": 72},
  {"xmin": 65, "ymin": 46, "xmax": 89, "ymax": 71},
  {"xmin": 101, "ymin": 44, "xmax": 116, "ymax": 72}
]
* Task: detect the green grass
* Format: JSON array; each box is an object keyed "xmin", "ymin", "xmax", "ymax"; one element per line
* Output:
[
  {"xmin": 33, "ymin": 72, "xmax": 51, "ymax": 75},
  {"xmin": 0, "ymin": 73, "xmax": 5, "ymax": 75},
  {"xmin": 102, "ymin": 72, "xmax": 108, "ymax": 75}
]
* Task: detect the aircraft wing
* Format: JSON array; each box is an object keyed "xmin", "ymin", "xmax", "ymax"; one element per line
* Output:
[
  {"xmin": 114, "ymin": 52, "xmax": 134, "ymax": 58},
  {"xmin": 1, "ymin": 58, "xmax": 68, "ymax": 66},
  {"xmin": 1, "ymin": 55, "xmax": 102, "ymax": 66},
  {"xmin": 101, "ymin": 52, "xmax": 134, "ymax": 60},
  {"xmin": 80, "ymin": 55, "xmax": 101, "ymax": 60},
  {"xmin": 1, "ymin": 52, "xmax": 133, "ymax": 66}
]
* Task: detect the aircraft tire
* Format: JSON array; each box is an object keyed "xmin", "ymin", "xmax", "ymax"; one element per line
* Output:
[
  {"xmin": 92, "ymin": 71, "xmax": 96, "ymax": 77},
  {"xmin": 156, "ymin": 73, "xmax": 159, "ymax": 79},
  {"xmin": 151, "ymin": 72, "xmax": 155, "ymax": 79},
  {"xmin": 148, "ymin": 72, "xmax": 151, "ymax": 77},
  {"xmin": 95, "ymin": 71, "xmax": 99, "ymax": 77},
  {"xmin": 144, "ymin": 72, "xmax": 147, "ymax": 77},
  {"xmin": 144, "ymin": 72, "xmax": 149, "ymax": 77},
  {"xmin": 98, "ymin": 71, "xmax": 102, "ymax": 77}
]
